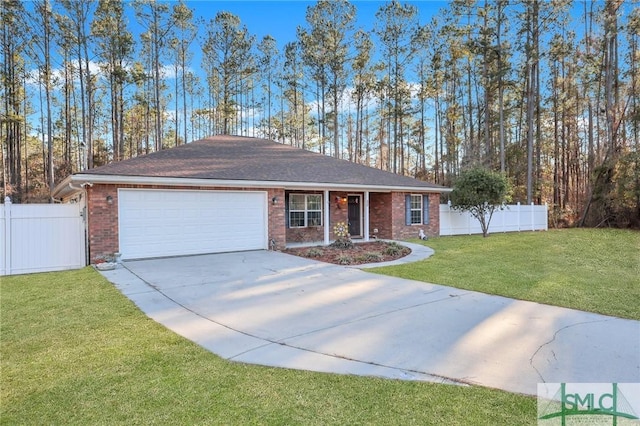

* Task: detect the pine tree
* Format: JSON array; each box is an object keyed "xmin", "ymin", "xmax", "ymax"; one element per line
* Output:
[
  {"xmin": 169, "ymin": 0, "xmax": 196, "ymax": 146},
  {"xmin": 299, "ymin": 0, "xmax": 355, "ymax": 158},
  {"xmin": 1, "ymin": 0, "xmax": 27, "ymax": 201},
  {"xmin": 133, "ymin": 0, "xmax": 175, "ymax": 151},
  {"xmin": 92, "ymin": 0, "xmax": 134, "ymax": 160},
  {"xmin": 374, "ymin": 0, "xmax": 419, "ymax": 173},
  {"xmin": 202, "ymin": 11, "xmax": 255, "ymax": 135},
  {"xmin": 257, "ymin": 35, "xmax": 279, "ymax": 139}
]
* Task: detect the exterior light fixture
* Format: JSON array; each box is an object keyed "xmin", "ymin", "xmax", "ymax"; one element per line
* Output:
[
  {"xmin": 106, "ymin": 195, "xmax": 113, "ymax": 205},
  {"xmin": 272, "ymin": 196, "xmax": 278, "ymax": 205}
]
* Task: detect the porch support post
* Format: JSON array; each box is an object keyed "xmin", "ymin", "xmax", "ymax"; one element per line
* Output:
[
  {"xmin": 324, "ymin": 190, "xmax": 330, "ymax": 245},
  {"xmin": 364, "ymin": 191, "xmax": 370, "ymax": 242}
]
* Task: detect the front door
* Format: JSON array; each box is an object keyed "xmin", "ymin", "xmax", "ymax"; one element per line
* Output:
[{"xmin": 347, "ymin": 195, "xmax": 362, "ymax": 237}]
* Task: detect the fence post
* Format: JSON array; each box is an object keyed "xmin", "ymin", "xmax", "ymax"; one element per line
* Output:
[
  {"xmin": 517, "ymin": 202, "xmax": 521, "ymax": 231},
  {"xmin": 531, "ymin": 202, "xmax": 535, "ymax": 231},
  {"xmin": 4, "ymin": 197, "xmax": 11, "ymax": 275},
  {"xmin": 544, "ymin": 203, "xmax": 549, "ymax": 230}
]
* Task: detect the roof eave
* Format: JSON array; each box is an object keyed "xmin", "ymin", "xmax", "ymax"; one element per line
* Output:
[
  {"xmin": 57, "ymin": 174, "xmax": 452, "ymax": 195},
  {"xmin": 52, "ymin": 175, "xmax": 92, "ymax": 201}
]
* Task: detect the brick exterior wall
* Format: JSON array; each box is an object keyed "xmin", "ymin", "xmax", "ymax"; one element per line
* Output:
[
  {"xmin": 427, "ymin": 193, "xmax": 440, "ymax": 237},
  {"xmin": 267, "ymin": 188, "xmax": 286, "ymax": 250},
  {"xmin": 390, "ymin": 192, "xmax": 440, "ymax": 240},
  {"xmin": 285, "ymin": 190, "xmax": 325, "ymax": 244},
  {"xmin": 86, "ymin": 184, "xmax": 441, "ymax": 263},
  {"xmin": 286, "ymin": 226, "xmax": 324, "ymax": 243},
  {"xmin": 369, "ymin": 193, "xmax": 393, "ymax": 239},
  {"xmin": 329, "ymin": 191, "xmax": 350, "ymax": 240},
  {"xmin": 86, "ymin": 184, "xmax": 119, "ymax": 262}
]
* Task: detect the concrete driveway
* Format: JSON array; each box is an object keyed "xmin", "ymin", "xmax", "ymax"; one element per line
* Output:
[{"xmin": 100, "ymin": 249, "xmax": 640, "ymax": 396}]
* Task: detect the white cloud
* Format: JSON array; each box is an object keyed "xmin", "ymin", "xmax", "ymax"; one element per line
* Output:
[
  {"xmin": 26, "ymin": 60, "xmax": 104, "ymax": 86},
  {"xmin": 26, "ymin": 60, "xmax": 192, "ymax": 87}
]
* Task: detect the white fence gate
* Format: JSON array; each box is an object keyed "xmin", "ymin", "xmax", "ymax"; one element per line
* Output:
[
  {"xmin": 1, "ymin": 198, "xmax": 86, "ymax": 276},
  {"xmin": 440, "ymin": 203, "xmax": 548, "ymax": 236}
]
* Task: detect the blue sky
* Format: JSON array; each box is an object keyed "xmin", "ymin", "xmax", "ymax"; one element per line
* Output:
[{"xmin": 183, "ymin": 1, "xmax": 447, "ymax": 48}]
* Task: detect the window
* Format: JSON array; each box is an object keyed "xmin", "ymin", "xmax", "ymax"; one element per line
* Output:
[
  {"xmin": 289, "ymin": 194, "xmax": 323, "ymax": 227},
  {"xmin": 405, "ymin": 194, "xmax": 429, "ymax": 225},
  {"xmin": 410, "ymin": 195, "xmax": 423, "ymax": 224}
]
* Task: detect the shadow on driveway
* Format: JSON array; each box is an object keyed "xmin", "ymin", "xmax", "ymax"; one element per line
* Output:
[{"xmin": 100, "ymin": 249, "xmax": 640, "ymax": 396}]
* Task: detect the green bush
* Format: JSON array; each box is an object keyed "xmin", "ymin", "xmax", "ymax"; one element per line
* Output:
[
  {"xmin": 384, "ymin": 243, "xmax": 403, "ymax": 256},
  {"xmin": 334, "ymin": 254, "xmax": 353, "ymax": 265},
  {"xmin": 360, "ymin": 252, "xmax": 384, "ymax": 262},
  {"xmin": 305, "ymin": 248, "xmax": 324, "ymax": 257},
  {"xmin": 330, "ymin": 237, "xmax": 354, "ymax": 250}
]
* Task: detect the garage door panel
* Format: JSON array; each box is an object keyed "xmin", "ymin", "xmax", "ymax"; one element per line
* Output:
[{"xmin": 118, "ymin": 189, "xmax": 267, "ymax": 259}]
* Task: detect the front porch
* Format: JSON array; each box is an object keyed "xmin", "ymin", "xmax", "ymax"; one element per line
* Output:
[
  {"xmin": 280, "ymin": 189, "xmax": 439, "ymax": 248},
  {"xmin": 284, "ymin": 190, "xmax": 376, "ymax": 247}
]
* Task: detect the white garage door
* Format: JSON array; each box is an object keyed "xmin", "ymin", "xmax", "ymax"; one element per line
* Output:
[{"xmin": 118, "ymin": 189, "xmax": 267, "ymax": 260}]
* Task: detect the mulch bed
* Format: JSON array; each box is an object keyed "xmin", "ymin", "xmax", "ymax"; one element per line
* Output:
[{"xmin": 282, "ymin": 240, "xmax": 411, "ymax": 266}]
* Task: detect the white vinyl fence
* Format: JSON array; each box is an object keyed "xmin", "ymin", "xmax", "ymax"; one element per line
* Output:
[
  {"xmin": 440, "ymin": 203, "xmax": 548, "ymax": 236},
  {"xmin": 1, "ymin": 198, "xmax": 86, "ymax": 276}
]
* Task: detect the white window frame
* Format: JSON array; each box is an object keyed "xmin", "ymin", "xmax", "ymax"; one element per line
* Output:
[
  {"xmin": 289, "ymin": 194, "xmax": 323, "ymax": 228},
  {"xmin": 410, "ymin": 194, "xmax": 423, "ymax": 225}
]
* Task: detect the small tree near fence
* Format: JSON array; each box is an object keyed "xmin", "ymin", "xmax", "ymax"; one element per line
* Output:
[{"xmin": 450, "ymin": 168, "xmax": 510, "ymax": 237}]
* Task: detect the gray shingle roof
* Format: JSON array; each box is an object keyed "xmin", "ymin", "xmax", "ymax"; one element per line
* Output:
[{"xmin": 82, "ymin": 135, "xmax": 446, "ymax": 190}]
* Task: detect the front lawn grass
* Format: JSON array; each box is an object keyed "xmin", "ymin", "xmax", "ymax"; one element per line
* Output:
[
  {"xmin": 1, "ymin": 268, "xmax": 535, "ymax": 425},
  {"xmin": 372, "ymin": 228, "xmax": 640, "ymax": 320}
]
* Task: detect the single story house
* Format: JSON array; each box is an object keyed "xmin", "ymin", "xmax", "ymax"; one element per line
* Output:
[{"xmin": 53, "ymin": 135, "xmax": 450, "ymax": 263}]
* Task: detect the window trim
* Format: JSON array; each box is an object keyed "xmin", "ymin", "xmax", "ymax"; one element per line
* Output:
[
  {"xmin": 288, "ymin": 194, "xmax": 323, "ymax": 228},
  {"xmin": 410, "ymin": 194, "xmax": 423, "ymax": 225},
  {"xmin": 405, "ymin": 193, "xmax": 430, "ymax": 226}
]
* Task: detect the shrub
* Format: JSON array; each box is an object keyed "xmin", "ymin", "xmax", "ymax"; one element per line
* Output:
[
  {"xmin": 384, "ymin": 243, "xmax": 403, "ymax": 256},
  {"xmin": 360, "ymin": 252, "xmax": 384, "ymax": 263},
  {"xmin": 305, "ymin": 248, "xmax": 324, "ymax": 258},
  {"xmin": 334, "ymin": 254, "xmax": 353, "ymax": 265},
  {"xmin": 330, "ymin": 237, "xmax": 354, "ymax": 250}
]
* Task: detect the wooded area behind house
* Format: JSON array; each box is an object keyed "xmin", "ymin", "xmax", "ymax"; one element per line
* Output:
[{"xmin": 1, "ymin": 0, "xmax": 638, "ymax": 228}]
